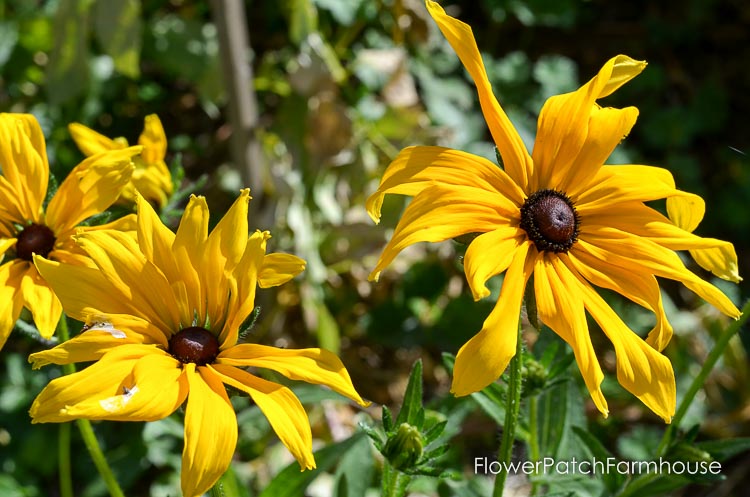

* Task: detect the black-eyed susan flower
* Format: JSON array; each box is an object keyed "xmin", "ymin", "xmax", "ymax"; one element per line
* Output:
[
  {"xmin": 69, "ymin": 114, "xmax": 173, "ymax": 208},
  {"xmin": 0, "ymin": 113, "xmax": 138, "ymax": 350},
  {"xmin": 30, "ymin": 190, "xmax": 369, "ymax": 497},
  {"xmin": 366, "ymin": 0, "xmax": 741, "ymax": 422}
]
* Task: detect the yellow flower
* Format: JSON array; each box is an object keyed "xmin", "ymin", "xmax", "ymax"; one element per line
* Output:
[
  {"xmin": 30, "ymin": 190, "xmax": 369, "ymax": 497},
  {"xmin": 0, "ymin": 113, "xmax": 138, "ymax": 350},
  {"xmin": 69, "ymin": 114, "xmax": 174, "ymax": 208},
  {"xmin": 366, "ymin": 0, "xmax": 741, "ymax": 422}
]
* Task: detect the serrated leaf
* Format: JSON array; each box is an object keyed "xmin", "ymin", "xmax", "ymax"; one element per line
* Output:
[
  {"xmin": 382, "ymin": 405, "xmax": 393, "ymax": 432},
  {"xmin": 258, "ymin": 433, "xmax": 364, "ymax": 497},
  {"xmin": 395, "ymin": 359, "xmax": 424, "ymax": 427},
  {"xmin": 93, "ymin": 0, "xmax": 141, "ymax": 78}
]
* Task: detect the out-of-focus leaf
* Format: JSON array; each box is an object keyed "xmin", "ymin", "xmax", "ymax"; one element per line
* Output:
[
  {"xmin": 288, "ymin": 0, "xmax": 318, "ymax": 45},
  {"xmin": 334, "ymin": 433, "xmax": 374, "ymax": 497},
  {"xmin": 93, "ymin": 0, "xmax": 141, "ymax": 78},
  {"xmin": 313, "ymin": 0, "xmax": 363, "ymax": 26},
  {"xmin": 258, "ymin": 433, "xmax": 364, "ymax": 497},
  {"xmin": 0, "ymin": 22, "xmax": 19, "ymax": 66},
  {"xmin": 697, "ymin": 437, "xmax": 750, "ymax": 461},
  {"xmin": 46, "ymin": 0, "xmax": 92, "ymax": 104}
]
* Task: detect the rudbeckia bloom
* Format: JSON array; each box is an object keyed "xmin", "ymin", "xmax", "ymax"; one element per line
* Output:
[
  {"xmin": 367, "ymin": 0, "xmax": 741, "ymax": 422},
  {"xmin": 69, "ymin": 114, "xmax": 174, "ymax": 208},
  {"xmin": 0, "ymin": 113, "xmax": 138, "ymax": 350},
  {"xmin": 30, "ymin": 190, "xmax": 369, "ymax": 497}
]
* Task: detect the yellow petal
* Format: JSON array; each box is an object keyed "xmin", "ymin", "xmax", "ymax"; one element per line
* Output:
[
  {"xmin": 0, "ymin": 113, "xmax": 49, "ymax": 222},
  {"xmin": 463, "ymin": 226, "xmax": 524, "ymax": 300},
  {"xmin": 29, "ymin": 344, "xmax": 160, "ymax": 423},
  {"xmin": 223, "ymin": 230, "xmax": 267, "ymax": 345},
  {"xmin": 579, "ymin": 234, "xmax": 740, "ymax": 318},
  {"xmin": 76, "ymin": 230, "xmax": 181, "ymax": 331},
  {"xmin": 259, "ymin": 253, "xmax": 306, "ymax": 288},
  {"xmin": 584, "ymin": 201, "xmax": 741, "ymax": 283},
  {"xmin": 370, "ymin": 183, "xmax": 517, "ymax": 281},
  {"xmin": 575, "ymin": 164, "xmax": 682, "ymax": 212},
  {"xmin": 173, "ymin": 195, "xmax": 209, "ymax": 324},
  {"xmin": 532, "ymin": 55, "xmax": 645, "ymax": 191},
  {"xmin": 68, "ymin": 122, "xmax": 122, "ymax": 156},
  {"xmin": 665, "ymin": 196, "xmax": 741, "ymax": 282},
  {"xmin": 218, "ymin": 344, "xmax": 369, "ymax": 407},
  {"xmin": 203, "ymin": 190, "xmax": 250, "ymax": 325},
  {"xmin": 566, "ymin": 247, "xmax": 672, "ymax": 351},
  {"xmin": 366, "ymin": 146, "xmax": 525, "ymax": 224},
  {"xmin": 138, "ymin": 114, "xmax": 168, "ymax": 164},
  {"xmin": 561, "ymin": 106, "xmax": 639, "ymax": 198},
  {"xmin": 19, "ymin": 265, "xmax": 61, "ymax": 339},
  {"xmin": 63, "ymin": 352, "xmax": 186, "ymax": 421},
  {"xmin": 573, "ymin": 272, "xmax": 676, "ymax": 422},
  {"xmin": 424, "ymin": 2, "xmax": 532, "ymax": 190},
  {"xmin": 534, "ymin": 255, "xmax": 608, "ymax": 415},
  {"xmin": 181, "ymin": 364, "xmax": 238, "ymax": 497},
  {"xmin": 211, "ymin": 363, "xmax": 315, "ymax": 470},
  {"xmin": 28, "ymin": 318, "xmax": 164, "ymax": 369},
  {"xmin": 34, "ymin": 256, "xmax": 127, "ymax": 321},
  {"xmin": 45, "ymin": 146, "xmax": 140, "ymax": 234},
  {"xmin": 0, "ymin": 260, "xmax": 26, "ymax": 350},
  {"xmin": 451, "ymin": 242, "xmax": 534, "ymax": 396}
]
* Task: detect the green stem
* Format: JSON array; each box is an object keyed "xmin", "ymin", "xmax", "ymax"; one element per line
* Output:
[
  {"xmin": 56, "ymin": 315, "xmax": 126, "ymax": 497},
  {"xmin": 492, "ymin": 319, "xmax": 524, "ymax": 497},
  {"xmin": 58, "ymin": 422, "xmax": 73, "ymax": 497},
  {"xmin": 656, "ymin": 300, "xmax": 750, "ymax": 456}
]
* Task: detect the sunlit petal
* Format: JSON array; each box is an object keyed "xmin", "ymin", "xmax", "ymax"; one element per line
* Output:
[
  {"xmin": 211, "ymin": 364, "xmax": 315, "ymax": 470},
  {"xmin": 259, "ymin": 253, "xmax": 306, "ymax": 288},
  {"xmin": 68, "ymin": 122, "xmax": 122, "ymax": 156},
  {"xmin": 370, "ymin": 184, "xmax": 517, "ymax": 281},
  {"xmin": 181, "ymin": 364, "xmax": 238, "ymax": 497},
  {"xmin": 463, "ymin": 226, "xmax": 524, "ymax": 300},
  {"xmin": 424, "ymin": 1, "xmax": 532, "ymax": 190},
  {"xmin": 366, "ymin": 146, "xmax": 525, "ymax": 223},
  {"xmin": 535, "ymin": 256, "xmax": 608, "ymax": 415},
  {"xmin": 19, "ymin": 265, "xmax": 61, "ymax": 339},
  {"xmin": 218, "ymin": 344, "xmax": 369, "ymax": 406},
  {"xmin": 452, "ymin": 242, "xmax": 534, "ymax": 396}
]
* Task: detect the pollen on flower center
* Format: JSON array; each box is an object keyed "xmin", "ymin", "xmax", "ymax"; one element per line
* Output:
[
  {"xmin": 16, "ymin": 223, "xmax": 57, "ymax": 261},
  {"xmin": 168, "ymin": 326, "xmax": 220, "ymax": 366},
  {"xmin": 519, "ymin": 189, "xmax": 579, "ymax": 253}
]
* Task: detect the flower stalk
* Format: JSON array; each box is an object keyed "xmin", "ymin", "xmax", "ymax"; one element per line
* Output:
[
  {"xmin": 493, "ymin": 317, "xmax": 524, "ymax": 497},
  {"xmin": 656, "ymin": 300, "xmax": 750, "ymax": 456},
  {"xmin": 56, "ymin": 315, "xmax": 125, "ymax": 497}
]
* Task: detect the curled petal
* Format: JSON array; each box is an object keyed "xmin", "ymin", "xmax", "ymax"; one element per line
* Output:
[
  {"xmin": 211, "ymin": 364, "xmax": 315, "ymax": 470},
  {"xmin": 452, "ymin": 242, "xmax": 534, "ymax": 396},
  {"xmin": 366, "ymin": 146, "xmax": 524, "ymax": 223},
  {"xmin": 535, "ymin": 256, "xmax": 608, "ymax": 415},
  {"xmin": 218, "ymin": 344, "xmax": 369, "ymax": 406},
  {"xmin": 463, "ymin": 226, "xmax": 524, "ymax": 300},
  {"xmin": 259, "ymin": 253, "xmax": 306, "ymax": 288},
  {"xmin": 424, "ymin": 2, "xmax": 532, "ymax": 190},
  {"xmin": 370, "ymin": 184, "xmax": 516, "ymax": 281}
]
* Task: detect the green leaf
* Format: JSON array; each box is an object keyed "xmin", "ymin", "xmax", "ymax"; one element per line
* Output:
[
  {"xmin": 46, "ymin": 0, "xmax": 92, "ymax": 104},
  {"xmin": 0, "ymin": 22, "xmax": 19, "ymax": 66},
  {"xmin": 382, "ymin": 405, "xmax": 393, "ymax": 432},
  {"xmin": 288, "ymin": 0, "xmax": 318, "ymax": 45},
  {"xmin": 572, "ymin": 426, "xmax": 626, "ymax": 492},
  {"xmin": 696, "ymin": 437, "xmax": 750, "ymax": 461},
  {"xmin": 258, "ymin": 433, "xmax": 364, "ymax": 497},
  {"xmin": 93, "ymin": 0, "xmax": 141, "ymax": 78},
  {"xmin": 395, "ymin": 359, "xmax": 423, "ymax": 427},
  {"xmin": 334, "ymin": 433, "xmax": 374, "ymax": 497},
  {"xmin": 211, "ymin": 463, "xmax": 249, "ymax": 497}
]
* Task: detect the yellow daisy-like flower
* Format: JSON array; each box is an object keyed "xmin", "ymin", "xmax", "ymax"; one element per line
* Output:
[
  {"xmin": 367, "ymin": 1, "xmax": 741, "ymax": 422},
  {"xmin": 69, "ymin": 114, "xmax": 174, "ymax": 208},
  {"xmin": 0, "ymin": 113, "xmax": 138, "ymax": 350},
  {"xmin": 29, "ymin": 190, "xmax": 369, "ymax": 497}
]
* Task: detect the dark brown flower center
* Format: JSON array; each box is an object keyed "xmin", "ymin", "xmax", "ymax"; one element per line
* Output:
[
  {"xmin": 519, "ymin": 189, "xmax": 579, "ymax": 253},
  {"xmin": 168, "ymin": 326, "xmax": 220, "ymax": 365},
  {"xmin": 15, "ymin": 223, "xmax": 57, "ymax": 261}
]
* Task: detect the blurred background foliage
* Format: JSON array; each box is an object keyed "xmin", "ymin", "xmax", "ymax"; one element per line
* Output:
[{"xmin": 0, "ymin": 0, "xmax": 748, "ymax": 495}]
